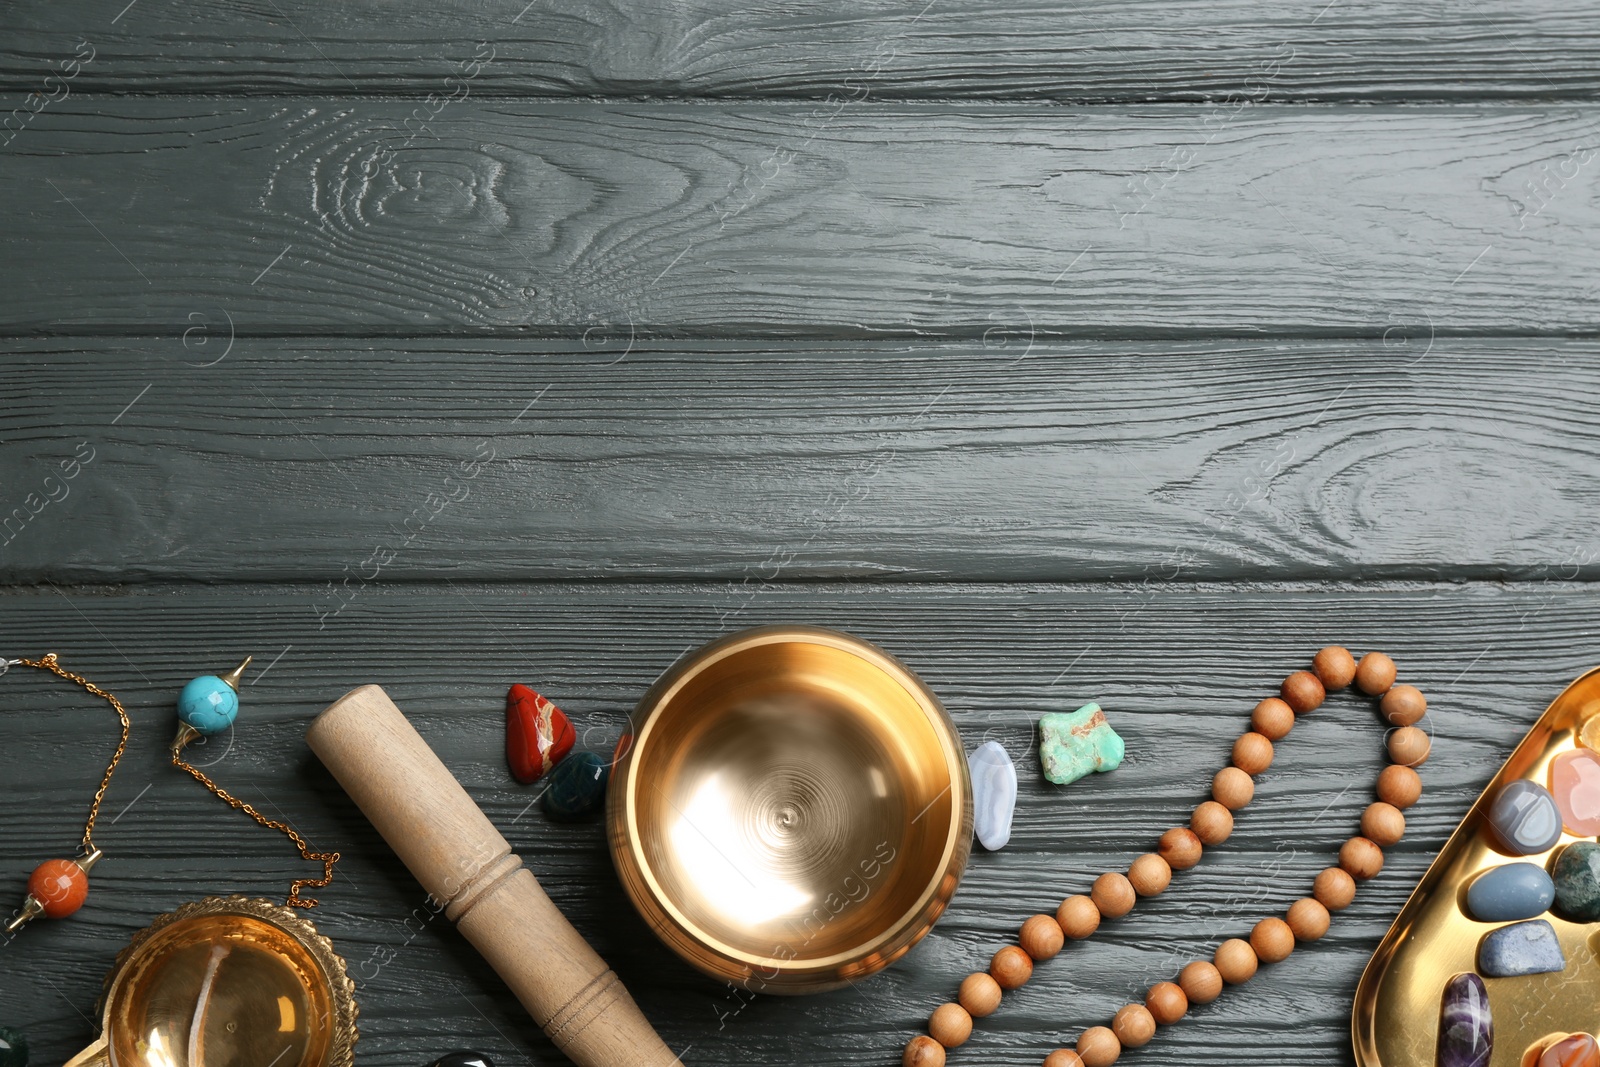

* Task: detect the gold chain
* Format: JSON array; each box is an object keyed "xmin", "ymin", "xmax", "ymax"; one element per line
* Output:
[
  {"xmin": 15, "ymin": 653, "xmax": 131, "ymax": 856},
  {"xmin": 171, "ymin": 751, "xmax": 340, "ymax": 908}
]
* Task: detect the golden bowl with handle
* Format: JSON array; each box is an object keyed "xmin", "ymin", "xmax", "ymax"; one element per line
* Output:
[{"xmin": 608, "ymin": 625, "xmax": 972, "ymax": 994}]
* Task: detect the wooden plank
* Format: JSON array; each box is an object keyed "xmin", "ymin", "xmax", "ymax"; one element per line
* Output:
[
  {"xmin": 3, "ymin": 0, "xmax": 1599, "ymax": 100},
  {"xmin": 0, "ymin": 580, "xmax": 1581, "ymax": 1065},
  {"xmin": 1, "ymin": 338, "xmax": 1596, "ymax": 584},
  {"xmin": 6, "ymin": 101, "xmax": 1597, "ymax": 334}
]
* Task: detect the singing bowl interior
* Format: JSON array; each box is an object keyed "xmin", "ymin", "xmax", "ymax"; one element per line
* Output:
[
  {"xmin": 610, "ymin": 626, "xmax": 971, "ymax": 993},
  {"xmin": 104, "ymin": 913, "xmax": 335, "ymax": 1067}
]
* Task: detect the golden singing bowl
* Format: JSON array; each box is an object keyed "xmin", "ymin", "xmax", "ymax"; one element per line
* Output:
[
  {"xmin": 65, "ymin": 897, "xmax": 357, "ymax": 1067},
  {"xmin": 608, "ymin": 625, "xmax": 972, "ymax": 994}
]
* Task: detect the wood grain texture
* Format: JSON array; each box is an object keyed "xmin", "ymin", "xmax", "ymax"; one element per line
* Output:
[
  {"xmin": 3, "ymin": 0, "xmax": 1600, "ymax": 100},
  {"xmin": 0, "ymin": 581, "xmax": 1584, "ymax": 1065},
  {"xmin": 1, "ymin": 338, "xmax": 1595, "ymax": 584},
  {"xmin": 7, "ymin": 101, "xmax": 1599, "ymax": 334}
]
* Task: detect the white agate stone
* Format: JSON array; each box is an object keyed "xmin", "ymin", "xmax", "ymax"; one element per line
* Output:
[{"xmin": 969, "ymin": 740, "xmax": 1018, "ymax": 851}]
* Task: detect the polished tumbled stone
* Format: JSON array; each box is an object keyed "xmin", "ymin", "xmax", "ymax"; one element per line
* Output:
[
  {"xmin": 541, "ymin": 751, "xmax": 608, "ymax": 818},
  {"xmin": 1038, "ymin": 703, "xmax": 1125, "ymax": 786},
  {"xmin": 1539, "ymin": 1033, "xmax": 1600, "ymax": 1067},
  {"xmin": 1550, "ymin": 749, "xmax": 1600, "ymax": 836},
  {"xmin": 1486, "ymin": 779, "xmax": 1564, "ymax": 856},
  {"xmin": 0, "ymin": 1027, "xmax": 27, "ymax": 1067},
  {"xmin": 1465, "ymin": 862, "xmax": 1555, "ymax": 922},
  {"xmin": 1479, "ymin": 919, "xmax": 1566, "ymax": 977},
  {"xmin": 425, "ymin": 1054, "xmax": 495, "ymax": 1067},
  {"xmin": 969, "ymin": 741, "xmax": 1018, "ymax": 851},
  {"xmin": 1437, "ymin": 972, "xmax": 1492, "ymax": 1067},
  {"xmin": 1552, "ymin": 841, "xmax": 1600, "ymax": 922}
]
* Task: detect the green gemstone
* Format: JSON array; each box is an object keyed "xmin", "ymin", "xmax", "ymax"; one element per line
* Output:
[
  {"xmin": 1038, "ymin": 703, "xmax": 1125, "ymax": 786},
  {"xmin": 1552, "ymin": 841, "xmax": 1600, "ymax": 921},
  {"xmin": 0, "ymin": 1026, "xmax": 28, "ymax": 1067}
]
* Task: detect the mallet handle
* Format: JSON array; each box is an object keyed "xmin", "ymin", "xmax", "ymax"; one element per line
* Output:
[{"xmin": 306, "ymin": 684, "xmax": 682, "ymax": 1067}]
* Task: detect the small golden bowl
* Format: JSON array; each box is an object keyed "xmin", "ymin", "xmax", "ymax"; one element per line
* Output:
[{"xmin": 608, "ymin": 625, "xmax": 972, "ymax": 994}]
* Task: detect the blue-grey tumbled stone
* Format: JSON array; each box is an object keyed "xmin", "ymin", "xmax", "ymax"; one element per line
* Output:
[
  {"xmin": 1478, "ymin": 919, "xmax": 1566, "ymax": 977},
  {"xmin": 1465, "ymin": 862, "xmax": 1555, "ymax": 922},
  {"xmin": 969, "ymin": 741, "xmax": 1018, "ymax": 851},
  {"xmin": 1437, "ymin": 972, "xmax": 1491, "ymax": 1067},
  {"xmin": 1485, "ymin": 780, "xmax": 1563, "ymax": 856}
]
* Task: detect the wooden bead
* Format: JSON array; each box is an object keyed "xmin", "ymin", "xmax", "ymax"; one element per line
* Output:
[
  {"xmin": 1159, "ymin": 827, "xmax": 1204, "ymax": 870},
  {"xmin": 1280, "ymin": 670, "xmax": 1326, "ymax": 713},
  {"xmin": 1212, "ymin": 766, "xmax": 1255, "ymax": 810},
  {"xmin": 1355, "ymin": 651, "xmax": 1397, "ymax": 695},
  {"xmin": 1232, "ymin": 731, "xmax": 1274, "ymax": 775},
  {"xmin": 1214, "ymin": 938, "xmax": 1259, "ymax": 984},
  {"xmin": 959, "ymin": 972, "xmax": 1003, "ymax": 1018},
  {"xmin": 1286, "ymin": 897, "xmax": 1331, "ymax": 941},
  {"xmin": 1313, "ymin": 866, "xmax": 1358, "ymax": 910},
  {"xmin": 1112, "ymin": 1004, "xmax": 1156, "ymax": 1048},
  {"xmin": 1377, "ymin": 764, "xmax": 1423, "ymax": 809},
  {"xmin": 1250, "ymin": 917, "xmax": 1295, "ymax": 963},
  {"xmin": 990, "ymin": 945, "xmax": 1034, "ymax": 990},
  {"xmin": 1251, "ymin": 697, "xmax": 1295, "ymax": 740},
  {"xmin": 1128, "ymin": 853, "xmax": 1172, "ymax": 897},
  {"xmin": 1043, "ymin": 1052, "xmax": 1086, "ymax": 1067},
  {"xmin": 1360, "ymin": 801, "xmax": 1406, "ymax": 846},
  {"xmin": 904, "ymin": 1035, "xmax": 946, "ymax": 1067},
  {"xmin": 1076, "ymin": 1026, "xmax": 1122, "ymax": 1067},
  {"xmin": 1145, "ymin": 981, "xmax": 1188, "ymax": 1025},
  {"xmin": 1178, "ymin": 960, "xmax": 1224, "ymax": 1005},
  {"xmin": 1191, "ymin": 800, "xmax": 1234, "ymax": 845},
  {"xmin": 929, "ymin": 1003, "xmax": 972, "ymax": 1048},
  {"xmin": 1313, "ymin": 645, "xmax": 1358, "ymax": 690},
  {"xmin": 1388, "ymin": 726, "xmax": 1431, "ymax": 766},
  {"xmin": 1020, "ymin": 913, "xmax": 1065, "ymax": 961},
  {"xmin": 1092, "ymin": 872, "xmax": 1137, "ymax": 918},
  {"xmin": 1057, "ymin": 894, "xmax": 1101, "ymax": 939},
  {"xmin": 1380, "ymin": 684, "xmax": 1427, "ymax": 727},
  {"xmin": 1340, "ymin": 836, "xmax": 1385, "ymax": 880}
]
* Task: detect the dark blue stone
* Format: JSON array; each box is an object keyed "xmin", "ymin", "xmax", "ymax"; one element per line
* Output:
[
  {"xmin": 1465, "ymin": 862, "xmax": 1555, "ymax": 922},
  {"xmin": 1478, "ymin": 919, "xmax": 1566, "ymax": 977},
  {"xmin": 541, "ymin": 750, "xmax": 608, "ymax": 818},
  {"xmin": 425, "ymin": 1053, "xmax": 494, "ymax": 1067},
  {"xmin": 0, "ymin": 1027, "xmax": 27, "ymax": 1067},
  {"xmin": 1437, "ymin": 972, "xmax": 1491, "ymax": 1067}
]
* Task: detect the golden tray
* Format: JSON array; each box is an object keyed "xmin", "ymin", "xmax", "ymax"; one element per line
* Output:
[
  {"xmin": 1354, "ymin": 665, "xmax": 1600, "ymax": 1067},
  {"xmin": 607, "ymin": 625, "xmax": 973, "ymax": 994}
]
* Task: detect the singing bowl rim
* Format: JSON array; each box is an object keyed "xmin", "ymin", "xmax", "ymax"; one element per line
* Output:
[{"xmin": 607, "ymin": 624, "xmax": 972, "ymax": 993}]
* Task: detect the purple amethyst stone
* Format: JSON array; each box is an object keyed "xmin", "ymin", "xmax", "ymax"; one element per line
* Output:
[{"xmin": 1437, "ymin": 972, "xmax": 1492, "ymax": 1067}]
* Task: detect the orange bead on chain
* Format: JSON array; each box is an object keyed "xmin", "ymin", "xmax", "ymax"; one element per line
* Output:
[{"xmin": 904, "ymin": 647, "xmax": 1431, "ymax": 1067}]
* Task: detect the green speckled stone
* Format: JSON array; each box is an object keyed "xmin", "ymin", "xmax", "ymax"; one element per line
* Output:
[
  {"xmin": 1039, "ymin": 703, "xmax": 1125, "ymax": 786},
  {"xmin": 0, "ymin": 1026, "xmax": 28, "ymax": 1067},
  {"xmin": 1552, "ymin": 841, "xmax": 1600, "ymax": 921}
]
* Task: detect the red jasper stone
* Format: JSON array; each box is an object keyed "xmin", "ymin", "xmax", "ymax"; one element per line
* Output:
[
  {"xmin": 506, "ymin": 684, "xmax": 575, "ymax": 785},
  {"xmin": 28, "ymin": 859, "xmax": 88, "ymax": 918}
]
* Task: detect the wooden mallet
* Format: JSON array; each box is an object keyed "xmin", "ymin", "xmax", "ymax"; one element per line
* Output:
[{"xmin": 307, "ymin": 684, "xmax": 683, "ymax": 1067}]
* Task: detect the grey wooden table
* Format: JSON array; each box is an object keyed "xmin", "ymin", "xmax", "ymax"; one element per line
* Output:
[{"xmin": 2, "ymin": 3, "xmax": 1598, "ymax": 1065}]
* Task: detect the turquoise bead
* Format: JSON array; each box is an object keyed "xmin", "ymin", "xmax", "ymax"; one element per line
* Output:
[
  {"xmin": 541, "ymin": 752, "xmax": 608, "ymax": 818},
  {"xmin": 178, "ymin": 674, "xmax": 239, "ymax": 735},
  {"xmin": 0, "ymin": 1026, "xmax": 28, "ymax": 1067}
]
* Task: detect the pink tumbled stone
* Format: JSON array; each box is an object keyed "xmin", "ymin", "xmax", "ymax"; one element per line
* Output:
[{"xmin": 1549, "ymin": 749, "xmax": 1600, "ymax": 837}]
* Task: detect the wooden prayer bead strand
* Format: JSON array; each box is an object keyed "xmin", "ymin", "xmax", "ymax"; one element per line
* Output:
[{"xmin": 907, "ymin": 649, "xmax": 1431, "ymax": 1067}]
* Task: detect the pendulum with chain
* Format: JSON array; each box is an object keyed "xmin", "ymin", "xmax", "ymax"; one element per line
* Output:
[
  {"xmin": 3, "ymin": 654, "xmax": 130, "ymax": 934},
  {"xmin": 0, "ymin": 651, "xmax": 361, "ymax": 1067},
  {"xmin": 169, "ymin": 656, "xmax": 341, "ymax": 907}
]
